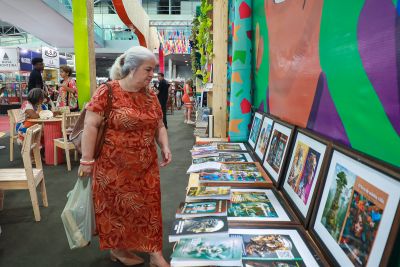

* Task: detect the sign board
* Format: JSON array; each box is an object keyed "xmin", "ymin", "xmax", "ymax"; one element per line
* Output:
[
  {"xmin": 42, "ymin": 46, "xmax": 59, "ymax": 69},
  {"xmin": 19, "ymin": 49, "xmax": 33, "ymax": 71},
  {"xmin": 0, "ymin": 48, "xmax": 19, "ymax": 71}
]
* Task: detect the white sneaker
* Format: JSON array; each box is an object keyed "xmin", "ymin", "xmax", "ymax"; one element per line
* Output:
[
  {"xmin": 184, "ymin": 120, "xmax": 188, "ymax": 123},
  {"xmin": 187, "ymin": 120, "xmax": 195, "ymax": 124}
]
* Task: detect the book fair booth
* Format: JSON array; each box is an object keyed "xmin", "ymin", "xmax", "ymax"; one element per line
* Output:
[
  {"xmin": 176, "ymin": 0, "xmax": 400, "ymax": 266},
  {"xmin": 0, "ymin": 46, "xmax": 67, "ymax": 114}
]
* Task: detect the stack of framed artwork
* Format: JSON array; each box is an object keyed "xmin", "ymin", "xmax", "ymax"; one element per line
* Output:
[
  {"xmin": 173, "ymin": 110, "xmax": 400, "ymax": 266},
  {"xmin": 236, "ymin": 111, "xmax": 400, "ymax": 266}
]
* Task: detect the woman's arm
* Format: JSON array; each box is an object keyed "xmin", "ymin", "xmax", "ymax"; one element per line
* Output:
[
  {"xmin": 78, "ymin": 110, "xmax": 103, "ymax": 177},
  {"xmin": 25, "ymin": 109, "xmax": 40, "ymax": 119},
  {"xmin": 60, "ymin": 80, "xmax": 77, "ymax": 93},
  {"xmin": 155, "ymin": 125, "xmax": 172, "ymax": 167}
]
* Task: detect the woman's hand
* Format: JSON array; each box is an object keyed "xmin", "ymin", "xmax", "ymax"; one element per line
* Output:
[
  {"xmin": 160, "ymin": 146, "xmax": 172, "ymax": 167},
  {"xmin": 78, "ymin": 164, "xmax": 93, "ymax": 178}
]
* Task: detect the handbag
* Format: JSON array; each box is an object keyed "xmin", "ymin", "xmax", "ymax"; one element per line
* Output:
[{"xmin": 69, "ymin": 83, "xmax": 113, "ymax": 159}]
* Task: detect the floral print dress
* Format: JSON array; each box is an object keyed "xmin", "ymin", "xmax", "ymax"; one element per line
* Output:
[{"xmin": 86, "ymin": 80, "xmax": 164, "ymax": 251}]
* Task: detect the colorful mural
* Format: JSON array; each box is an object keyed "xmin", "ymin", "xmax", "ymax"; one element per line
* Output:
[
  {"xmin": 228, "ymin": 0, "xmax": 253, "ymax": 141},
  {"xmin": 253, "ymin": 0, "xmax": 400, "ymax": 167}
]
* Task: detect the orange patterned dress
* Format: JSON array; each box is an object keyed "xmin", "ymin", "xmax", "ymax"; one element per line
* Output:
[{"xmin": 86, "ymin": 80, "xmax": 163, "ymax": 252}]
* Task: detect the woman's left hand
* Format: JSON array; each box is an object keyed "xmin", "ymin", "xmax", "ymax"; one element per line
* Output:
[{"xmin": 160, "ymin": 146, "xmax": 172, "ymax": 167}]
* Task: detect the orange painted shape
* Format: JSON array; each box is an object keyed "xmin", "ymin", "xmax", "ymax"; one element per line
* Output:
[
  {"xmin": 229, "ymin": 119, "xmax": 243, "ymax": 133},
  {"xmin": 112, "ymin": 0, "xmax": 147, "ymax": 47},
  {"xmin": 265, "ymin": 0, "xmax": 323, "ymax": 127},
  {"xmin": 232, "ymin": 72, "xmax": 243, "ymax": 84}
]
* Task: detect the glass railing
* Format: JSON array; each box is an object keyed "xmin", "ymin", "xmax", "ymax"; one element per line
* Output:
[
  {"xmin": 43, "ymin": 0, "xmax": 105, "ymax": 45},
  {"xmin": 103, "ymin": 27, "xmax": 138, "ymax": 41}
]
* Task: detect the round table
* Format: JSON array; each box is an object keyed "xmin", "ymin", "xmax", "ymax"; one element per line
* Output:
[{"xmin": 27, "ymin": 118, "xmax": 64, "ymax": 165}]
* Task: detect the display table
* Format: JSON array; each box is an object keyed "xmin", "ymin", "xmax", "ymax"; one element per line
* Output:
[{"xmin": 27, "ymin": 118, "xmax": 64, "ymax": 165}]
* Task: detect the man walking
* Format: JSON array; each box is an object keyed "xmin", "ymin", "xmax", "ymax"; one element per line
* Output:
[{"xmin": 157, "ymin": 73, "xmax": 169, "ymax": 129}]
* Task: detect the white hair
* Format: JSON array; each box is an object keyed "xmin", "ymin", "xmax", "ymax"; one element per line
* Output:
[{"xmin": 109, "ymin": 46, "xmax": 157, "ymax": 80}]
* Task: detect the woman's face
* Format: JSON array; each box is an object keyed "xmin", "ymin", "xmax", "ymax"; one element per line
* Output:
[
  {"xmin": 60, "ymin": 70, "xmax": 68, "ymax": 79},
  {"xmin": 130, "ymin": 59, "xmax": 156, "ymax": 88}
]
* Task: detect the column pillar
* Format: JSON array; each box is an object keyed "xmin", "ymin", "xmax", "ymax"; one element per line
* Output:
[
  {"xmin": 172, "ymin": 64, "xmax": 177, "ymax": 79},
  {"xmin": 168, "ymin": 58, "xmax": 172, "ymax": 80},
  {"xmin": 72, "ymin": 0, "xmax": 96, "ymax": 107},
  {"xmin": 212, "ymin": 0, "xmax": 228, "ymax": 137}
]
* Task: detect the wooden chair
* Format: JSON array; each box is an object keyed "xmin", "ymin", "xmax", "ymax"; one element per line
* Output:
[
  {"xmin": 54, "ymin": 112, "xmax": 80, "ymax": 171},
  {"xmin": 7, "ymin": 108, "xmax": 22, "ymax": 161},
  {"xmin": 0, "ymin": 124, "xmax": 48, "ymax": 221}
]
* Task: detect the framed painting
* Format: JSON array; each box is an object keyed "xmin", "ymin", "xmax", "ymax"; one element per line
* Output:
[
  {"xmin": 262, "ymin": 121, "xmax": 295, "ymax": 186},
  {"xmin": 310, "ymin": 146, "xmax": 400, "ymax": 267},
  {"xmin": 229, "ymin": 226, "xmax": 328, "ymax": 266},
  {"xmin": 254, "ymin": 115, "xmax": 274, "ymax": 161},
  {"xmin": 227, "ymin": 188, "xmax": 299, "ymax": 225},
  {"xmin": 281, "ymin": 129, "xmax": 330, "ymax": 226},
  {"xmin": 248, "ymin": 112, "xmax": 263, "ymax": 150}
]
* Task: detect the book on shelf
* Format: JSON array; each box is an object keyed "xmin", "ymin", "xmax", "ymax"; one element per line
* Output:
[
  {"xmin": 186, "ymin": 186, "xmax": 231, "ymax": 201},
  {"xmin": 221, "ymin": 162, "xmax": 260, "ymax": 172},
  {"xmin": 230, "ymin": 228, "xmax": 322, "ymax": 266},
  {"xmin": 192, "ymin": 152, "xmax": 253, "ymax": 164},
  {"xmin": 228, "ymin": 189, "xmax": 291, "ymax": 222},
  {"xmin": 215, "ymin": 142, "xmax": 247, "ymax": 151},
  {"xmin": 186, "ymin": 162, "xmax": 222, "ymax": 173},
  {"xmin": 169, "ymin": 216, "xmax": 229, "ymax": 242},
  {"xmin": 171, "ymin": 237, "xmax": 243, "ymax": 267},
  {"xmin": 176, "ymin": 200, "xmax": 228, "ymax": 218},
  {"xmin": 198, "ymin": 171, "xmax": 267, "ymax": 187}
]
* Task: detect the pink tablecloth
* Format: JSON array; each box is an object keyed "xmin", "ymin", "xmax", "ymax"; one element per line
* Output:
[{"xmin": 43, "ymin": 121, "xmax": 64, "ymax": 165}]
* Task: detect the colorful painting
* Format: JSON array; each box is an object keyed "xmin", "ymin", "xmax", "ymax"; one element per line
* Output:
[
  {"xmin": 228, "ymin": 202, "xmax": 278, "ymax": 218},
  {"xmin": 252, "ymin": 0, "xmax": 400, "ymax": 167},
  {"xmin": 230, "ymin": 229, "xmax": 320, "ymax": 266},
  {"xmin": 249, "ymin": 113, "xmax": 262, "ymax": 147},
  {"xmin": 287, "ymin": 143, "xmax": 321, "ymax": 205},
  {"xmin": 338, "ymin": 178, "xmax": 387, "ymax": 266},
  {"xmin": 255, "ymin": 117, "xmax": 274, "ymax": 160},
  {"xmin": 265, "ymin": 131, "xmax": 288, "ymax": 173},
  {"xmin": 321, "ymin": 163, "xmax": 357, "ymax": 241},
  {"xmin": 314, "ymin": 150, "xmax": 400, "ymax": 266}
]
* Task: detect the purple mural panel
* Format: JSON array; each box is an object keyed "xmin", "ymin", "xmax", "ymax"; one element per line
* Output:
[
  {"xmin": 358, "ymin": 0, "xmax": 400, "ymax": 134},
  {"xmin": 308, "ymin": 72, "xmax": 350, "ymax": 146}
]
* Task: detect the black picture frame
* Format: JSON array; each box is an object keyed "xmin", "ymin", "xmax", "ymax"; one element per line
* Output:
[
  {"xmin": 253, "ymin": 113, "xmax": 275, "ymax": 163},
  {"xmin": 228, "ymin": 224, "xmax": 329, "ymax": 266},
  {"xmin": 261, "ymin": 119, "xmax": 295, "ymax": 187},
  {"xmin": 309, "ymin": 144, "xmax": 400, "ymax": 267},
  {"xmin": 227, "ymin": 188, "xmax": 300, "ymax": 227},
  {"xmin": 247, "ymin": 111, "xmax": 263, "ymax": 151},
  {"xmin": 280, "ymin": 128, "xmax": 331, "ymax": 227}
]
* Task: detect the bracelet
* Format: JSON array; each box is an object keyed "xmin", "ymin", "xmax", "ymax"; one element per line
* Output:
[{"xmin": 80, "ymin": 159, "xmax": 95, "ymax": 166}]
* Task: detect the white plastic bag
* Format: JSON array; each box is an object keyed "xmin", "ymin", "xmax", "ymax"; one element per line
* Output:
[{"xmin": 61, "ymin": 177, "xmax": 95, "ymax": 249}]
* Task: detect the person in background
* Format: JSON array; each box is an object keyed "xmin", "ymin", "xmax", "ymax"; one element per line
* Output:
[
  {"xmin": 28, "ymin": 58, "xmax": 44, "ymax": 92},
  {"xmin": 56, "ymin": 65, "xmax": 79, "ymax": 111},
  {"xmin": 78, "ymin": 46, "xmax": 171, "ymax": 267},
  {"xmin": 157, "ymin": 72, "xmax": 169, "ymax": 129},
  {"xmin": 175, "ymin": 83, "xmax": 183, "ymax": 110},
  {"xmin": 15, "ymin": 88, "xmax": 47, "ymax": 144},
  {"xmin": 182, "ymin": 79, "xmax": 195, "ymax": 124}
]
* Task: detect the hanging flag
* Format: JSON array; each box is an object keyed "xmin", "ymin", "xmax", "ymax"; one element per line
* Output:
[{"xmin": 159, "ymin": 42, "xmax": 164, "ymax": 73}]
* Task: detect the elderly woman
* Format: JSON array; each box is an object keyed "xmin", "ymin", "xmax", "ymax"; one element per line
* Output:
[
  {"xmin": 16, "ymin": 88, "xmax": 48, "ymax": 143},
  {"xmin": 56, "ymin": 65, "xmax": 78, "ymax": 111},
  {"xmin": 78, "ymin": 46, "xmax": 171, "ymax": 267}
]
